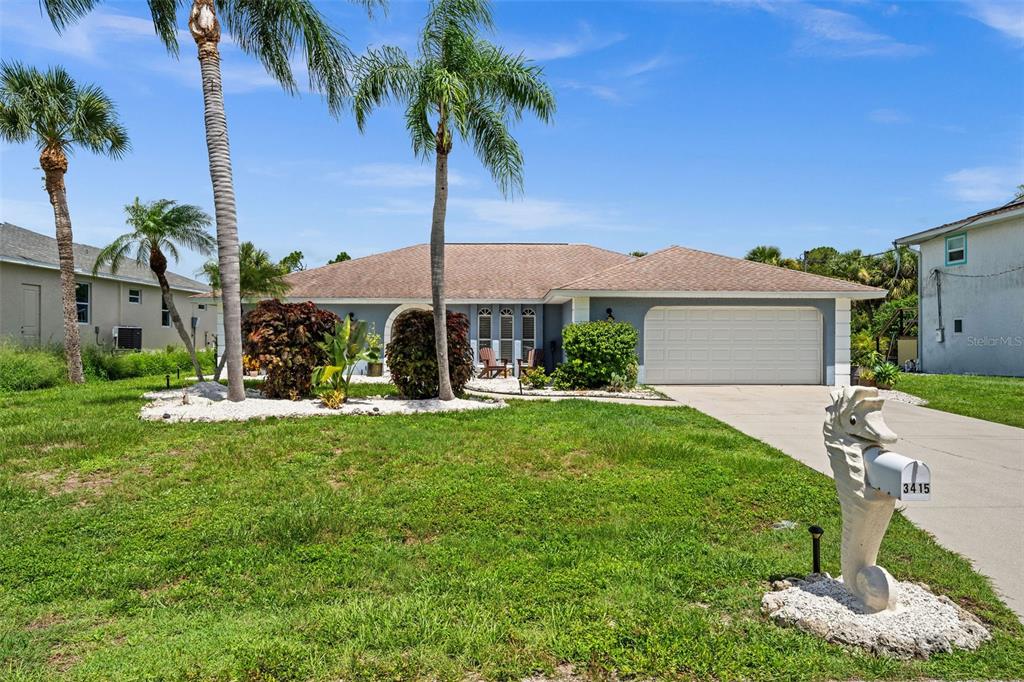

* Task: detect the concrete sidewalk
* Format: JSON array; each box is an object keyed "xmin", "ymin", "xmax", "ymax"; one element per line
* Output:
[{"xmin": 655, "ymin": 384, "xmax": 1024, "ymax": 620}]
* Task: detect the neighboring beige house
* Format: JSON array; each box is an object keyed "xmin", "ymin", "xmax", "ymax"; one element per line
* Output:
[
  {"xmin": 895, "ymin": 200, "xmax": 1024, "ymax": 377},
  {"xmin": 1, "ymin": 222, "xmax": 217, "ymax": 351}
]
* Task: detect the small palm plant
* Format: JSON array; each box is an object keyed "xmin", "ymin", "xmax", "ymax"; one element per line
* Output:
[
  {"xmin": 0, "ymin": 62, "xmax": 129, "ymax": 383},
  {"xmin": 312, "ymin": 317, "xmax": 370, "ymax": 407},
  {"xmin": 94, "ymin": 199, "xmax": 215, "ymax": 381},
  {"xmin": 353, "ymin": 0, "xmax": 555, "ymax": 400}
]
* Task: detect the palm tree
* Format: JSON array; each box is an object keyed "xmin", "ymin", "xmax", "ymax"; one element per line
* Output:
[
  {"xmin": 353, "ymin": 0, "xmax": 555, "ymax": 399},
  {"xmin": 200, "ymin": 241, "xmax": 290, "ymax": 300},
  {"xmin": 744, "ymin": 245, "xmax": 783, "ymax": 266},
  {"xmin": 0, "ymin": 62, "xmax": 129, "ymax": 384},
  {"xmin": 94, "ymin": 199, "xmax": 215, "ymax": 381},
  {"xmin": 40, "ymin": 0, "xmax": 379, "ymax": 401},
  {"xmin": 201, "ymin": 241, "xmax": 291, "ymax": 380}
]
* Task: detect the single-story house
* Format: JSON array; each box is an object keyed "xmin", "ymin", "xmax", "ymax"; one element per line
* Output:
[
  {"xmin": 895, "ymin": 199, "xmax": 1024, "ymax": 377},
  {"xmin": 0, "ymin": 222, "xmax": 217, "ymax": 350},
  {"xmin": 210, "ymin": 242, "xmax": 884, "ymax": 386}
]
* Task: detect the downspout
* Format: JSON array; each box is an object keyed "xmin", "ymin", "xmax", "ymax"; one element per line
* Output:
[{"xmin": 931, "ymin": 268, "xmax": 944, "ymax": 345}]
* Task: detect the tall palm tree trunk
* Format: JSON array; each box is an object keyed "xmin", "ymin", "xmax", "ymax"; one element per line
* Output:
[
  {"xmin": 190, "ymin": 0, "xmax": 244, "ymax": 401},
  {"xmin": 431, "ymin": 146, "xmax": 454, "ymax": 401},
  {"xmin": 40, "ymin": 146, "xmax": 84, "ymax": 384},
  {"xmin": 151, "ymin": 248, "xmax": 206, "ymax": 382}
]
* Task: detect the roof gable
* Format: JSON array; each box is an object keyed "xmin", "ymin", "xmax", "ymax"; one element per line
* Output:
[{"xmin": 553, "ymin": 245, "xmax": 885, "ymax": 296}]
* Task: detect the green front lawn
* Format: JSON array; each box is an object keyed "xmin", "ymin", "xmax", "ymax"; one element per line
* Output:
[
  {"xmin": 898, "ymin": 374, "xmax": 1024, "ymax": 429},
  {"xmin": 1, "ymin": 379, "xmax": 1022, "ymax": 681}
]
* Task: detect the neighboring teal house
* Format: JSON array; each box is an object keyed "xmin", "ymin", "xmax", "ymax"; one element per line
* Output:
[
  {"xmin": 204, "ymin": 242, "xmax": 883, "ymax": 386},
  {"xmin": 895, "ymin": 199, "xmax": 1024, "ymax": 377}
]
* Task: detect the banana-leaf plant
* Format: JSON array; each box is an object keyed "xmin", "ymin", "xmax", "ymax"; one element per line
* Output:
[{"xmin": 311, "ymin": 317, "xmax": 370, "ymax": 407}]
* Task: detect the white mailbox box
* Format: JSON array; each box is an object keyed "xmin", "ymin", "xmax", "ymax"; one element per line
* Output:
[{"xmin": 864, "ymin": 447, "xmax": 931, "ymax": 501}]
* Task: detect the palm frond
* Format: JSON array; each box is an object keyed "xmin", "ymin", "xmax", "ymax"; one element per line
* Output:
[
  {"xmin": 38, "ymin": 0, "xmax": 102, "ymax": 32},
  {"xmin": 218, "ymin": 0, "xmax": 363, "ymax": 115},
  {"xmin": 463, "ymin": 98, "xmax": 522, "ymax": 196},
  {"xmin": 0, "ymin": 62, "xmax": 129, "ymax": 158},
  {"xmin": 468, "ymin": 42, "xmax": 555, "ymax": 123},
  {"xmin": 421, "ymin": 0, "xmax": 493, "ymax": 59},
  {"xmin": 353, "ymin": 46, "xmax": 416, "ymax": 131},
  {"xmin": 92, "ymin": 234, "xmax": 137, "ymax": 275},
  {"xmin": 146, "ymin": 0, "xmax": 181, "ymax": 54}
]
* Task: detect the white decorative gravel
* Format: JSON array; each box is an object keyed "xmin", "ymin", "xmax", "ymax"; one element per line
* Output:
[
  {"xmin": 140, "ymin": 381, "xmax": 504, "ymax": 423},
  {"xmin": 466, "ymin": 376, "xmax": 667, "ymax": 400},
  {"xmin": 762, "ymin": 574, "xmax": 989, "ymax": 659},
  {"xmin": 878, "ymin": 389, "xmax": 928, "ymax": 406}
]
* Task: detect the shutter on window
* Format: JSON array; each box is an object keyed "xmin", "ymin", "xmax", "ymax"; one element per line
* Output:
[
  {"xmin": 521, "ymin": 313, "xmax": 535, "ymax": 358},
  {"xmin": 500, "ymin": 310, "xmax": 513, "ymax": 361}
]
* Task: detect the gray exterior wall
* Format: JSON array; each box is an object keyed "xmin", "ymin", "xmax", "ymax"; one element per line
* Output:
[
  {"xmin": 589, "ymin": 297, "xmax": 837, "ymax": 384},
  {"xmin": 0, "ymin": 261, "xmax": 216, "ymax": 350},
  {"xmin": 317, "ymin": 303, "xmax": 399, "ymax": 341},
  {"xmin": 916, "ymin": 217, "xmax": 1024, "ymax": 376}
]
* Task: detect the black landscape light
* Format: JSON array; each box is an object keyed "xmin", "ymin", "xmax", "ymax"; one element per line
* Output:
[
  {"xmin": 808, "ymin": 525, "xmax": 824, "ymax": 574},
  {"xmin": 165, "ymin": 374, "xmax": 170, "ymax": 389}
]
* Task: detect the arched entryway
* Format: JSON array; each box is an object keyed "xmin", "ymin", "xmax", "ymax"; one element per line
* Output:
[{"xmin": 383, "ymin": 303, "xmax": 431, "ymax": 348}]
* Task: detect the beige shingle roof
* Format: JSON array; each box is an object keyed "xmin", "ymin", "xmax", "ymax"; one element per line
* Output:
[
  {"xmin": 282, "ymin": 243, "xmax": 633, "ymax": 300},
  {"xmin": 555, "ymin": 245, "xmax": 885, "ymax": 295}
]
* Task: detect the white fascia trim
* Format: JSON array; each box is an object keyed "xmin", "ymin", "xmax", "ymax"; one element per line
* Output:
[
  {"xmin": 546, "ymin": 289, "xmax": 886, "ymax": 301},
  {"xmin": 0, "ymin": 256, "xmax": 207, "ymax": 293},
  {"xmin": 276, "ymin": 297, "xmax": 547, "ymax": 305},
  {"xmin": 894, "ymin": 205, "xmax": 1024, "ymax": 245}
]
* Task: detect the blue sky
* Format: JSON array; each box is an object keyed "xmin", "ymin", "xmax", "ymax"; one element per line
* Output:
[{"xmin": 1, "ymin": 0, "xmax": 1022, "ymax": 278}]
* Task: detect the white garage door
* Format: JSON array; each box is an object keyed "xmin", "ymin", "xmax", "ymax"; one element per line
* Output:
[{"xmin": 644, "ymin": 306, "xmax": 822, "ymax": 385}]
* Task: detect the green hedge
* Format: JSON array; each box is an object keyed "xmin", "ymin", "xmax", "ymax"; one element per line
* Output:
[
  {"xmin": 385, "ymin": 309, "xmax": 474, "ymax": 399},
  {"xmin": 552, "ymin": 321, "xmax": 639, "ymax": 390},
  {"xmin": 0, "ymin": 342, "xmax": 66, "ymax": 392},
  {"xmin": 0, "ymin": 341, "xmax": 215, "ymax": 392},
  {"xmin": 83, "ymin": 346, "xmax": 215, "ymax": 380}
]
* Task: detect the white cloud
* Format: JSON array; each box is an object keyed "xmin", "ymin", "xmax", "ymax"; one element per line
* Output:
[
  {"xmin": 868, "ymin": 108, "xmax": 910, "ymax": 124},
  {"xmin": 358, "ymin": 198, "xmax": 431, "ymax": 217},
  {"xmin": 0, "ymin": 7, "xmax": 163, "ymax": 61},
  {"xmin": 558, "ymin": 80, "xmax": 621, "ymax": 102},
  {"xmin": 944, "ymin": 166, "xmax": 1020, "ymax": 203},
  {"xmin": 737, "ymin": 2, "xmax": 927, "ymax": 58},
  {"xmin": 962, "ymin": 0, "xmax": 1024, "ymax": 41},
  {"xmin": 450, "ymin": 197, "xmax": 636, "ymax": 232},
  {"xmin": 336, "ymin": 163, "xmax": 469, "ymax": 188},
  {"xmin": 0, "ymin": 197, "xmax": 55, "ymax": 232},
  {"xmin": 504, "ymin": 22, "xmax": 626, "ymax": 61},
  {"xmin": 789, "ymin": 5, "xmax": 927, "ymax": 57},
  {"xmin": 620, "ymin": 54, "xmax": 673, "ymax": 78}
]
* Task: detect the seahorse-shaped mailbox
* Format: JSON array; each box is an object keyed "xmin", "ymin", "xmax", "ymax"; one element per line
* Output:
[{"xmin": 823, "ymin": 386, "xmax": 931, "ymax": 613}]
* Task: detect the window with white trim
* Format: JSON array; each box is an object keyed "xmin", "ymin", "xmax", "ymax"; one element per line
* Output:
[
  {"xmin": 521, "ymin": 307, "xmax": 536, "ymax": 359},
  {"xmin": 128, "ymin": 288, "xmax": 142, "ymax": 304},
  {"xmin": 161, "ymin": 295, "xmax": 171, "ymax": 327},
  {"xmin": 499, "ymin": 307, "xmax": 514, "ymax": 361},
  {"xmin": 478, "ymin": 307, "xmax": 492, "ymax": 346},
  {"xmin": 945, "ymin": 234, "xmax": 966, "ymax": 265},
  {"xmin": 75, "ymin": 283, "xmax": 90, "ymax": 324}
]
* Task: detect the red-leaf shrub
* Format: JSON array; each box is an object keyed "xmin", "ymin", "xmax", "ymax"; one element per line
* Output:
[
  {"xmin": 385, "ymin": 309, "xmax": 473, "ymax": 399},
  {"xmin": 242, "ymin": 300, "xmax": 339, "ymax": 399}
]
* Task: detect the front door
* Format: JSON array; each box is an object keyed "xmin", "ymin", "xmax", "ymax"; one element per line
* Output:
[{"xmin": 21, "ymin": 284, "xmax": 41, "ymax": 344}]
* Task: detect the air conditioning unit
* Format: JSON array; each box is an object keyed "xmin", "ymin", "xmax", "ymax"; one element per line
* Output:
[{"xmin": 113, "ymin": 326, "xmax": 142, "ymax": 350}]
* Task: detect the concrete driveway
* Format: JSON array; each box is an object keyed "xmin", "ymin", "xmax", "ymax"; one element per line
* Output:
[{"xmin": 656, "ymin": 384, "xmax": 1024, "ymax": 620}]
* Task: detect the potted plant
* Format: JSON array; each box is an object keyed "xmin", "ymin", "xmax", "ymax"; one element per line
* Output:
[
  {"xmin": 857, "ymin": 367, "xmax": 876, "ymax": 387},
  {"xmin": 365, "ymin": 330, "xmax": 383, "ymax": 377},
  {"xmin": 311, "ymin": 317, "xmax": 370, "ymax": 407},
  {"xmin": 872, "ymin": 361, "xmax": 901, "ymax": 390}
]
